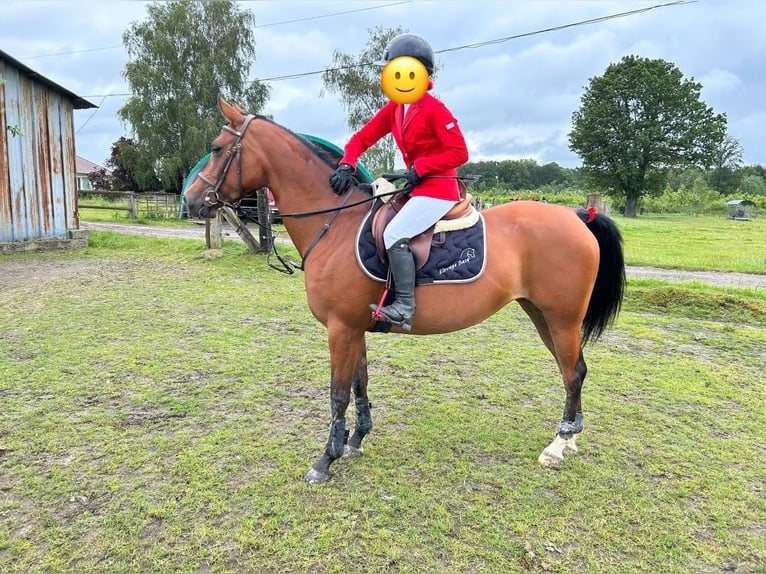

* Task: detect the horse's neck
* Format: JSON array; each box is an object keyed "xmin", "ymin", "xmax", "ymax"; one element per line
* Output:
[{"xmin": 257, "ymin": 128, "xmax": 346, "ymax": 256}]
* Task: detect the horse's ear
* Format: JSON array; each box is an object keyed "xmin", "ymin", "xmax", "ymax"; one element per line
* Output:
[
  {"xmin": 218, "ymin": 95, "xmax": 246, "ymax": 124},
  {"xmin": 218, "ymin": 95, "xmax": 240, "ymax": 124}
]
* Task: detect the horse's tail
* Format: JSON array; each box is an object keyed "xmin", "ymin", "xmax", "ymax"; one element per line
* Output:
[{"xmin": 576, "ymin": 208, "xmax": 626, "ymax": 344}]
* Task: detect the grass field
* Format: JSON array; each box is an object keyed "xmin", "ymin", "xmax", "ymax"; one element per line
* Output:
[
  {"xmin": 614, "ymin": 214, "xmax": 765, "ymax": 273},
  {"xmin": 1, "ymin": 228, "xmax": 764, "ymax": 573}
]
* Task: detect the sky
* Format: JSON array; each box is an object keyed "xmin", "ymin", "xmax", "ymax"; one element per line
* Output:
[{"xmin": 3, "ymin": 0, "xmax": 765, "ymax": 171}]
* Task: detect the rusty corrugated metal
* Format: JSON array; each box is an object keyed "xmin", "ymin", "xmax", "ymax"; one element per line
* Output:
[{"xmin": 0, "ymin": 52, "xmax": 94, "ymax": 245}]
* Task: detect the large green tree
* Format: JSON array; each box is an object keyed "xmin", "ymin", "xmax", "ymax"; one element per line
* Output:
[
  {"xmin": 119, "ymin": 0, "xmax": 270, "ymax": 193},
  {"xmin": 569, "ymin": 55, "xmax": 727, "ymax": 217},
  {"xmin": 321, "ymin": 26, "xmax": 405, "ymax": 175}
]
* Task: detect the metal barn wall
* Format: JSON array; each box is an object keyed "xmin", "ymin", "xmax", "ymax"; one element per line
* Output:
[{"xmin": 0, "ymin": 57, "xmax": 79, "ymax": 243}]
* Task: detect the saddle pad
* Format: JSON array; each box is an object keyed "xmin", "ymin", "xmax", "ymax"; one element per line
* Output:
[{"xmin": 355, "ymin": 200, "xmax": 487, "ymax": 285}]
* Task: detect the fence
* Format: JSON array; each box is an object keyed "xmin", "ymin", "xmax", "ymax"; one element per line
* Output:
[{"xmin": 78, "ymin": 190, "xmax": 180, "ymax": 219}]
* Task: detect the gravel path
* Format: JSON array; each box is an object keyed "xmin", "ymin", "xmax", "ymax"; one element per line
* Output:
[{"xmin": 80, "ymin": 221, "xmax": 766, "ymax": 289}]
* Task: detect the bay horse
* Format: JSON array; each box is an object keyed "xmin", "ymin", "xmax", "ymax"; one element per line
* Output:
[{"xmin": 184, "ymin": 97, "xmax": 626, "ymax": 484}]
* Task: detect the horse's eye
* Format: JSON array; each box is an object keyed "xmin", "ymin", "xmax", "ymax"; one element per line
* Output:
[{"xmin": 211, "ymin": 144, "xmax": 223, "ymax": 155}]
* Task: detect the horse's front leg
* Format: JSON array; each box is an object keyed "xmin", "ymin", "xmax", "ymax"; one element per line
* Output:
[
  {"xmin": 305, "ymin": 326, "xmax": 366, "ymax": 484},
  {"xmin": 345, "ymin": 338, "xmax": 371, "ymax": 458}
]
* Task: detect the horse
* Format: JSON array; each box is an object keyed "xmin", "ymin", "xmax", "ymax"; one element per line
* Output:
[{"xmin": 184, "ymin": 96, "xmax": 626, "ymax": 484}]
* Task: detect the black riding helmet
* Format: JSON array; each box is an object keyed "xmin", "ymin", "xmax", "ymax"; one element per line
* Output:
[{"xmin": 377, "ymin": 33, "xmax": 435, "ymax": 75}]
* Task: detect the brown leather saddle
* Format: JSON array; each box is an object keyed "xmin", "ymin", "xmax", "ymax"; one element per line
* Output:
[{"xmin": 371, "ymin": 184, "xmax": 475, "ymax": 270}]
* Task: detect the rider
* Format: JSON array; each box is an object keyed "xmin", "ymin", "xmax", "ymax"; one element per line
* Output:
[{"xmin": 328, "ymin": 33, "xmax": 469, "ymax": 331}]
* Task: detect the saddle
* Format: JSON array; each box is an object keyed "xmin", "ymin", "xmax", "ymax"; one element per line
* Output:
[{"xmin": 370, "ymin": 178, "xmax": 478, "ymax": 270}]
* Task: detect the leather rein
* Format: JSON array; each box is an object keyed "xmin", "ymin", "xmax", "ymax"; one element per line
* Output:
[{"xmin": 195, "ymin": 114, "xmax": 383, "ymax": 273}]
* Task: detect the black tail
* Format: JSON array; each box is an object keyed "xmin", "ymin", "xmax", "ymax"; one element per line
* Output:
[{"xmin": 576, "ymin": 209, "xmax": 626, "ymax": 344}]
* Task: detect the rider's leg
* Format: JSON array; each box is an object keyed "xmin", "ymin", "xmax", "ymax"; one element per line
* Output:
[{"xmin": 370, "ymin": 196, "xmax": 456, "ymax": 330}]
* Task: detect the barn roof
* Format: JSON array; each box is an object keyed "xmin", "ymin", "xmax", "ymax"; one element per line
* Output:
[{"xmin": 0, "ymin": 48, "xmax": 96, "ymax": 110}]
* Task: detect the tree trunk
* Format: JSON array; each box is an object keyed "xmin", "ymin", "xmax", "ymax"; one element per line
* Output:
[{"xmin": 624, "ymin": 194, "xmax": 639, "ymax": 218}]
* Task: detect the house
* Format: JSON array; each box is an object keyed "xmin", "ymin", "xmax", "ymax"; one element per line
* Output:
[
  {"xmin": 1, "ymin": 49, "xmax": 96, "ymax": 253},
  {"xmin": 76, "ymin": 155, "xmax": 112, "ymax": 191}
]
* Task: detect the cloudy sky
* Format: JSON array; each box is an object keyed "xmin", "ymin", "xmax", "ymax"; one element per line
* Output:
[{"xmin": 3, "ymin": 0, "xmax": 764, "ymax": 170}]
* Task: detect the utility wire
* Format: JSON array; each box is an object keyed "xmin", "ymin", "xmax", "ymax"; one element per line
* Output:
[
  {"xmin": 75, "ymin": 95, "xmax": 108, "ymax": 134},
  {"xmin": 21, "ymin": 1, "xmax": 411, "ymax": 60},
  {"xmin": 77, "ymin": 1, "xmax": 693, "ymax": 103},
  {"xmin": 255, "ymin": 0, "xmax": 695, "ymax": 82}
]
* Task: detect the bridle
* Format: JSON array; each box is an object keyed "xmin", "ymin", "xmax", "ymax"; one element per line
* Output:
[{"xmin": 196, "ymin": 114, "xmax": 256, "ymax": 209}]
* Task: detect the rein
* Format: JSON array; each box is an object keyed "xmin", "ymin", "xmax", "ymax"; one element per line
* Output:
[{"xmin": 195, "ymin": 116, "xmax": 476, "ymax": 274}]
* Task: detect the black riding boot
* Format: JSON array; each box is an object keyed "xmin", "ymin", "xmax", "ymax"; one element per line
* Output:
[{"xmin": 370, "ymin": 239, "xmax": 416, "ymax": 331}]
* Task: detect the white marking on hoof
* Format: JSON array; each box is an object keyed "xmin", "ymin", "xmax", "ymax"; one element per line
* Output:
[
  {"xmin": 538, "ymin": 448, "xmax": 564, "ymax": 467},
  {"xmin": 343, "ymin": 444, "xmax": 364, "ymax": 458},
  {"xmin": 562, "ymin": 436, "xmax": 579, "ymax": 455},
  {"xmin": 538, "ymin": 434, "xmax": 578, "ymax": 467},
  {"xmin": 304, "ymin": 467, "xmax": 330, "ymax": 484}
]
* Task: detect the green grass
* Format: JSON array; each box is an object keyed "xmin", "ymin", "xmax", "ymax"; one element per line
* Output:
[
  {"xmin": 615, "ymin": 214, "xmax": 766, "ymax": 273},
  {"xmin": 1, "ymin": 232, "xmax": 764, "ymax": 573}
]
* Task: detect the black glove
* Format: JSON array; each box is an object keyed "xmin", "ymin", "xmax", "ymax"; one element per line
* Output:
[
  {"xmin": 404, "ymin": 165, "xmax": 422, "ymax": 187},
  {"xmin": 329, "ymin": 164, "xmax": 356, "ymax": 194}
]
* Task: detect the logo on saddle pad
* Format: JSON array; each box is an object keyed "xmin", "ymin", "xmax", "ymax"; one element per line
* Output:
[
  {"xmin": 438, "ymin": 248, "xmax": 477, "ymax": 276},
  {"xmin": 355, "ymin": 182, "xmax": 487, "ymax": 285}
]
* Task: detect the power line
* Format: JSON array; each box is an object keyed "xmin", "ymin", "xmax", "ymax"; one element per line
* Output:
[
  {"xmin": 254, "ymin": 0, "xmax": 695, "ymax": 82},
  {"xmin": 255, "ymin": 1, "xmax": 411, "ymax": 28},
  {"xmin": 75, "ymin": 95, "xmax": 109, "ymax": 134},
  {"xmin": 76, "ymin": 2, "xmax": 693, "ymax": 108},
  {"xmin": 20, "ymin": 1, "xmax": 411, "ymax": 60}
]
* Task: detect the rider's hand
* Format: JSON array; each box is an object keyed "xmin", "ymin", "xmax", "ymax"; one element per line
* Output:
[
  {"xmin": 329, "ymin": 164, "xmax": 356, "ymax": 195},
  {"xmin": 404, "ymin": 165, "xmax": 422, "ymax": 187}
]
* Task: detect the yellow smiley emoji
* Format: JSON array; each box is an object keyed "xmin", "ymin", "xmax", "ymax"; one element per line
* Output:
[{"xmin": 381, "ymin": 56, "xmax": 429, "ymax": 104}]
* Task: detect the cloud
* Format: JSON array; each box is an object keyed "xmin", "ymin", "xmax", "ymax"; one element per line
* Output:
[{"xmin": 3, "ymin": 0, "xmax": 765, "ymax": 170}]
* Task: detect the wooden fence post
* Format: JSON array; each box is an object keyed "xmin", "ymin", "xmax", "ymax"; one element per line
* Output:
[
  {"xmin": 206, "ymin": 211, "xmax": 223, "ymax": 249},
  {"xmin": 128, "ymin": 192, "xmax": 138, "ymax": 219}
]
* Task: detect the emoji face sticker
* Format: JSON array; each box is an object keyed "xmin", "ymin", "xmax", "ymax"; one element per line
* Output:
[{"xmin": 381, "ymin": 56, "xmax": 429, "ymax": 104}]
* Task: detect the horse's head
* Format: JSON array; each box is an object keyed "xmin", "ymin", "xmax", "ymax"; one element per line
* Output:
[{"xmin": 184, "ymin": 96, "xmax": 267, "ymax": 218}]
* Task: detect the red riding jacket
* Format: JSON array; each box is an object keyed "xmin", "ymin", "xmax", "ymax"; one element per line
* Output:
[{"xmin": 340, "ymin": 89, "xmax": 469, "ymax": 201}]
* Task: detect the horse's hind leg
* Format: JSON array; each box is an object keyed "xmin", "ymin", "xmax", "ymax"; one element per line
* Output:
[
  {"xmin": 345, "ymin": 343, "xmax": 372, "ymax": 458},
  {"xmin": 518, "ymin": 300, "xmax": 586, "ymax": 467}
]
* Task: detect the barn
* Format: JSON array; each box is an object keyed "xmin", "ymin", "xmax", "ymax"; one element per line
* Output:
[{"xmin": 1, "ymin": 49, "xmax": 96, "ymax": 253}]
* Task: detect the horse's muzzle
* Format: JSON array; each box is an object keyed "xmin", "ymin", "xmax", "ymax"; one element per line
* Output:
[{"xmin": 185, "ymin": 194, "xmax": 218, "ymax": 219}]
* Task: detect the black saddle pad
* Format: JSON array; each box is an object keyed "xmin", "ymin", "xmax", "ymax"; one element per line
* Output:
[{"xmin": 355, "ymin": 200, "xmax": 487, "ymax": 285}]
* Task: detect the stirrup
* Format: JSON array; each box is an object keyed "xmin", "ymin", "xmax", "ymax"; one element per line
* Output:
[{"xmin": 368, "ymin": 302, "xmax": 413, "ymax": 331}]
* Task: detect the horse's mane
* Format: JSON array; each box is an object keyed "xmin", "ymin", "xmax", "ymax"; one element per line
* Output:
[
  {"xmin": 249, "ymin": 114, "xmax": 341, "ymax": 170},
  {"xmin": 222, "ymin": 99, "xmax": 340, "ymax": 170}
]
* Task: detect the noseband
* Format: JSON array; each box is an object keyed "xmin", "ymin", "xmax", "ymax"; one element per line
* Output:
[{"xmin": 197, "ymin": 114, "xmax": 256, "ymax": 208}]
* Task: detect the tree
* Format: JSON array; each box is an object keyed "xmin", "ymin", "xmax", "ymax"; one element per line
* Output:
[
  {"xmin": 569, "ymin": 55, "xmax": 727, "ymax": 217},
  {"xmin": 105, "ymin": 137, "xmax": 161, "ymax": 191},
  {"xmin": 119, "ymin": 0, "xmax": 270, "ymax": 193},
  {"xmin": 321, "ymin": 26, "xmax": 406, "ymax": 175},
  {"xmin": 708, "ymin": 135, "xmax": 743, "ymax": 194},
  {"xmin": 87, "ymin": 168, "xmax": 113, "ymax": 191}
]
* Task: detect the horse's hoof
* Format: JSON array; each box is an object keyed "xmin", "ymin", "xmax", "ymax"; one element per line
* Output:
[
  {"xmin": 538, "ymin": 449, "xmax": 564, "ymax": 468},
  {"xmin": 304, "ymin": 467, "xmax": 330, "ymax": 484},
  {"xmin": 343, "ymin": 444, "xmax": 364, "ymax": 458},
  {"xmin": 562, "ymin": 442, "xmax": 579, "ymax": 455}
]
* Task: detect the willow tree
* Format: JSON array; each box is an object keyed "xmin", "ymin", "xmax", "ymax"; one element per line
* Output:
[
  {"xmin": 321, "ymin": 26, "xmax": 405, "ymax": 175},
  {"xmin": 569, "ymin": 55, "xmax": 727, "ymax": 217},
  {"xmin": 119, "ymin": 0, "xmax": 270, "ymax": 192}
]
